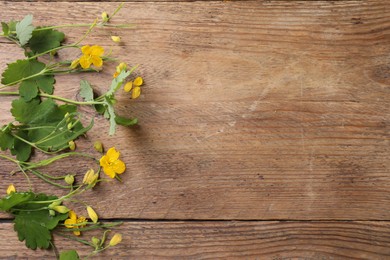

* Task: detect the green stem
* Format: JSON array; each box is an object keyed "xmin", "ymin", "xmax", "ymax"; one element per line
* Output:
[
  {"xmin": 40, "ymin": 93, "xmax": 104, "ymax": 105},
  {"xmin": 55, "ymin": 232, "xmax": 94, "ymax": 247},
  {"xmin": 30, "ymin": 169, "xmax": 71, "ymax": 189},
  {"xmin": 34, "ymin": 24, "xmax": 94, "ymax": 31}
]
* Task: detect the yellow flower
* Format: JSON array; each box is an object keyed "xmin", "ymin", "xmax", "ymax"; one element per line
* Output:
[
  {"xmin": 6, "ymin": 184, "xmax": 15, "ymax": 195},
  {"xmin": 99, "ymin": 147, "xmax": 126, "ymax": 178},
  {"xmin": 83, "ymin": 169, "xmax": 99, "ymax": 187},
  {"xmin": 64, "ymin": 210, "xmax": 87, "ymax": 236},
  {"xmin": 64, "ymin": 174, "xmax": 75, "ymax": 185},
  {"xmin": 79, "ymin": 45, "xmax": 104, "ymax": 69},
  {"xmin": 111, "ymin": 36, "xmax": 121, "ymax": 43},
  {"xmin": 109, "ymin": 233, "xmax": 122, "ymax": 246},
  {"xmin": 86, "ymin": 206, "xmax": 98, "ymax": 223}
]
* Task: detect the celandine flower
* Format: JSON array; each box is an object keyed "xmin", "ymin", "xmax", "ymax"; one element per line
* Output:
[
  {"xmin": 64, "ymin": 210, "xmax": 87, "ymax": 236},
  {"xmin": 99, "ymin": 147, "xmax": 126, "ymax": 178},
  {"xmin": 74, "ymin": 45, "xmax": 105, "ymax": 69}
]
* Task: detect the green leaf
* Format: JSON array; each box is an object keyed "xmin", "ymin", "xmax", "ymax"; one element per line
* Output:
[
  {"xmin": 0, "ymin": 126, "xmax": 14, "ymax": 151},
  {"xmin": 19, "ymin": 83, "xmax": 38, "ymax": 102},
  {"xmin": 19, "ymin": 75, "xmax": 55, "ymax": 101},
  {"xmin": 1, "ymin": 22, "xmax": 9, "ymax": 36},
  {"xmin": 29, "ymin": 28, "xmax": 65, "ymax": 54},
  {"xmin": 106, "ymin": 69, "xmax": 131, "ymax": 96},
  {"xmin": 11, "ymin": 98, "xmax": 63, "ymax": 126},
  {"xmin": 115, "ymin": 115, "xmax": 138, "ymax": 126},
  {"xmin": 0, "ymin": 192, "xmax": 33, "ymax": 211},
  {"xmin": 1, "ymin": 59, "xmax": 46, "ymax": 86},
  {"xmin": 59, "ymin": 250, "xmax": 80, "ymax": 260},
  {"xmin": 15, "ymin": 14, "xmax": 34, "ymax": 46},
  {"xmin": 11, "ymin": 130, "xmax": 32, "ymax": 161},
  {"xmin": 14, "ymin": 209, "xmax": 68, "ymax": 249},
  {"xmin": 79, "ymin": 80, "xmax": 94, "ymax": 102}
]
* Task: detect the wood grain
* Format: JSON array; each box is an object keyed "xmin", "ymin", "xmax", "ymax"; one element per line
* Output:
[
  {"xmin": 0, "ymin": 221, "xmax": 389, "ymax": 259},
  {"xmin": 0, "ymin": 1, "xmax": 389, "ymax": 221}
]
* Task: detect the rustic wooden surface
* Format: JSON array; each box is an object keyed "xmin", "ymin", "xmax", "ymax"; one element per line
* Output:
[{"xmin": 0, "ymin": 0, "xmax": 389, "ymax": 258}]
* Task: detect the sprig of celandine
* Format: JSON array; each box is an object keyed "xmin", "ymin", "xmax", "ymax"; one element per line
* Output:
[{"xmin": 0, "ymin": 4, "xmax": 143, "ymax": 259}]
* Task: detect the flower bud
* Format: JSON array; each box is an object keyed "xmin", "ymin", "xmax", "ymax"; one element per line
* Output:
[
  {"xmin": 67, "ymin": 122, "xmax": 73, "ymax": 130},
  {"xmin": 117, "ymin": 62, "xmax": 127, "ymax": 72},
  {"xmin": 87, "ymin": 206, "xmax": 98, "ymax": 223},
  {"xmin": 6, "ymin": 184, "xmax": 15, "ymax": 195},
  {"xmin": 101, "ymin": 12, "xmax": 109, "ymax": 22},
  {"xmin": 83, "ymin": 169, "xmax": 99, "ymax": 187},
  {"xmin": 64, "ymin": 174, "xmax": 75, "ymax": 185},
  {"xmin": 53, "ymin": 205, "xmax": 70, "ymax": 214},
  {"xmin": 68, "ymin": 140, "xmax": 76, "ymax": 151},
  {"xmin": 49, "ymin": 209, "xmax": 56, "ymax": 216},
  {"xmin": 70, "ymin": 59, "xmax": 80, "ymax": 69},
  {"xmin": 94, "ymin": 141, "xmax": 104, "ymax": 153},
  {"xmin": 91, "ymin": 236, "xmax": 101, "ymax": 248},
  {"xmin": 48, "ymin": 201, "xmax": 62, "ymax": 209},
  {"xmin": 109, "ymin": 233, "xmax": 122, "ymax": 246},
  {"xmin": 111, "ymin": 36, "xmax": 121, "ymax": 43}
]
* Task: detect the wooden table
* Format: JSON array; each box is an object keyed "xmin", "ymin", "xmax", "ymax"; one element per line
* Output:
[{"xmin": 0, "ymin": 0, "xmax": 389, "ymax": 258}]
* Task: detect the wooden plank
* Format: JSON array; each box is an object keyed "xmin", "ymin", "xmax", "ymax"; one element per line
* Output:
[
  {"xmin": 0, "ymin": 221, "xmax": 389, "ymax": 259},
  {"xmin": 0, "ymin": 1, "xmax": 389, "ymax": 220}
]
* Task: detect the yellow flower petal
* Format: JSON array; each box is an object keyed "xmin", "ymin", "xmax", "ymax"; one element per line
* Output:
[
  {"xmin": 133, "ymin": 77, "xmax": 143, "ymax": 87},
  {"xmin": 81, "ymin": 45, "xmax": 91, "ymax": 54},
  {"xmin": 73, "ymin": 230, "xmax": 81, "ymax": 236},
  {"xmin": 131, "ymin": 86, "xmax": 141, "ymax": 99},
  {"xmin": 111, "ymin": 36, "xmax": 121, "ymax": 43},
  {"xmin": 79, "ymin": 55, "xmax": 91, "ymax": 69},
  {"xmin": 112, "ymin": 159, "xmax": 126, "ymax": 174},
  {"xmin": 68, "ymin": 210, "xmax": 77, "ymax": 220},
  {"xmin": 90, "ymin": 45, "xmax": 104, "ymax": 56},
  {"xmin": 106, "ymin": 147, "xmax": 120, "ymax": 162},
  {"xmin": 91, "ymin": 56, "xmax": 103, "ymax": 68},
  {"xmin": 102, "ymin": 165, "xmax": 115, "ymax": 178},
  {"xmin": 124, "ymin": 82, "xmax": 133, "ymax": 92},
  {"xmin": 65, "ymin": 218, "xmax": 76, "ymax": 228},
  {"xmin": 6, "ymin": 184, "xmax": 15, "ymax": 195}
]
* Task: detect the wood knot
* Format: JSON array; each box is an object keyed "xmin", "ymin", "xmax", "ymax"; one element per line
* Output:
[{"xmin": 369, "ymin": 64, "xmax": 390, "ymax": 85}]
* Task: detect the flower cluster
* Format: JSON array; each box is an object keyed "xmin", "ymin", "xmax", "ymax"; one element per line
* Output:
[{"xmin": 0, "ymin": 4, "xmax": 137, "ymax": 259}]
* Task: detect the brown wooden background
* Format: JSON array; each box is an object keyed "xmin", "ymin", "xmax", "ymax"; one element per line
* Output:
[{"xmin": 0, "ymin": 0, "xmax": 389, "ymax": 259}]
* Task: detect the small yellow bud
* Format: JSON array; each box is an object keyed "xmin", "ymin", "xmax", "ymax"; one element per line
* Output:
[
  {"xmin": 70, "ymin": 59, "xmax": 80, "ymax": 69},
  {"xmin": 83, "ymin": 169, "xmax": 99, "ymax": 187},
  {"xmin": 68, "ymin": 140, "xmax": 76, "ymax": 151},
  {"xmin": 109, "ymin": 233, "xmax": 122, "ymax": 246},
  {"xmin": 133, "ymin": 77, "xmax": 143, "ymax": 87},
  {"xmin": 101, "ymin": 12, "xmax": 109, "ymax": 22},
  {"xmin": 131, "ymin": 86, "xmax": 141, "ymax": 99},
  {"xmin": 124, "ymin": 82, "xmax": 133, "ymax": 92},
  {"xmin": 6, "ymin": 184, "xmax": 16, "ymax": 195},
  {"xmin": 67, "ymin": 122, "xmax": 73, "ymax": 130},
  {"xmin": 94, "ymin": 141, "xmax": 104, "ymax": 153},
  {"xmin": 53, "ymin": 205, "xmax": 70, "ymax": 214},
  {"xmin": 87, "ymin": 206, "xmax": 98, "ymax": 223},
  {"xmin": 64, "ymin": 174, "xmax": 75, "ymax": 185},
  {"xmin": 116, "ymin": 62, "xmax": 127, "ymax": 73},
  {"xmin": 111, "ymin": 36, "xmax": 121, "ymax": 43},
  {"xmin": 49, "ymin": 209, "xmax": 56, "ymax": 216}
]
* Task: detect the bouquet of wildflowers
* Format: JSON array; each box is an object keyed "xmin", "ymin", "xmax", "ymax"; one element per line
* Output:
[{"xmin": 0, "ymin": 4, "xmax": 142, "ymax": 259}]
